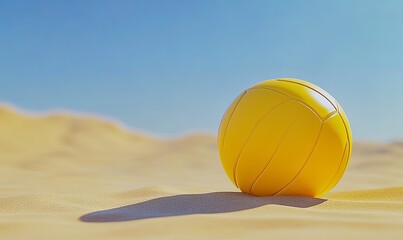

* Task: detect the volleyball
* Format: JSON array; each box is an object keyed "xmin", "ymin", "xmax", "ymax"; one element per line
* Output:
[{"xmin": 218, "ymin": 78, "xmax": 352, "ymax": 197}]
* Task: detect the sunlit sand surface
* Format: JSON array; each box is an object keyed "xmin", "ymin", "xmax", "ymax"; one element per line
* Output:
[{"xmin": 0, "ymin": 105, "xmax": 402, "ymax": 239}]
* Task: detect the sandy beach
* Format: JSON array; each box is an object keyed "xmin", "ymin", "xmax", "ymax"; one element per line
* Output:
[{"xmin": 0, "ymin": 105, "xmax": 402, "ymax": 239}]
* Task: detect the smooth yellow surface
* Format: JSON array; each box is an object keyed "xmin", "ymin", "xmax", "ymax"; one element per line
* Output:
[{"xmin": 218, "ymin": 78, "xmax": 353, "ymax": 197}]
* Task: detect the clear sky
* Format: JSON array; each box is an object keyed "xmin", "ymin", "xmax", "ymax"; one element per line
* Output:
[{"xmin": 1, "ymin": 1, "xmax": 403, "ymax": 141}]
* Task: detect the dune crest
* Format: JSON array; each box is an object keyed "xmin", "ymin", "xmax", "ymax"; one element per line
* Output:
[{"xmin": 0, "ymin": 105, "xmax": 215, "ymax": 156}]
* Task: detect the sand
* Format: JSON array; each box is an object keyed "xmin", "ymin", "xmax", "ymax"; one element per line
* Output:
[{"xmin": 0, "ymin": 105, "xmax": 402, "ymax": 239}]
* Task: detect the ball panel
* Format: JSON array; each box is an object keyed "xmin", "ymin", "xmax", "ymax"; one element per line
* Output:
[
  {"xmin": 251, "ymin": 79, "xmax": 336, "ymax": 120},
  {"xmin": 317, "ymin": 140, "xmax": 350, "ymax": 196},
  {"xmin": 234, "ymin": 99, "xmax": 301, "ymax": 192},
  {"xmin": 274, "ymin": 113, "xmax": 348, "ymax": 197},
  {"xmin": 336, "ymin": 102, "xmax": 353, "ymax": 151},
  {"xmin": 249, "ymin": 102, "xmax": 322, "ymax": 196},
  {"xmin": 219, "ymin": 89, "xmax": 289, "ymax": 185},
  {"xmin": 217, "ymin": 91, "xmax": 246, "ymax": 152},
  {"xmin": 276, "ymin": 78, "xmax": 338, "ymax": 109}
]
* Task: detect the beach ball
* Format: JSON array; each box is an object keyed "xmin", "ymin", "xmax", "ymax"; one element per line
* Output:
[{"xmin": 218, "ymin": 78, "xmax": 352, "ymax": 197}]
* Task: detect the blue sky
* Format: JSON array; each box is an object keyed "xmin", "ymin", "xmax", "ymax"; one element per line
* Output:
[{"xmin": 1, "ymin": 1, "xmax": 403, "ymax": 141}]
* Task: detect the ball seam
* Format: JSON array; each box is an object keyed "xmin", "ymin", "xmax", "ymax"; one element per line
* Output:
[
  {"xmin": 316, "ymin": 141, "xmax": 349, "ymax": 196},
  {"xmin": 232, "ymin": 98, "xmax": 293, "ymax": 188},
  {"xmin": 271, "ymin": 122, "xmax": 324, "ymax": 196},
  {"xmin": 249, "ymin": 87, "xmax": 323, "ymax": 121},
  {"xmin": 248, "ymin": 116, "xmax": 298, "ymax": 194},
  {"xmin": 220, "ymin": 91, "xmax": 247, "ymax": 154},
  {"xmin": 275, "ymin": 78, "xmax": 338, "ymax": 111},
  {"xmin": 316, "ymin": 106, "xmax": 351, "ymax": 196},
  {"xmin": 332, "ymin": 102, "xmax": 352, "ymax": 192}
]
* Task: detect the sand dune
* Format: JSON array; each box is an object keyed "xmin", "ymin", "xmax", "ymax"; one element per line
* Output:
[{"xmin": 0, "ymin": 105, "xmax": 402, "ymax": 239}]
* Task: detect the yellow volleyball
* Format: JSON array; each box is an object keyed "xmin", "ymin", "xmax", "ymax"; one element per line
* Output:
[{"xmin": 218, "ymin": 78, "xmax": 352, "ymax": 197}]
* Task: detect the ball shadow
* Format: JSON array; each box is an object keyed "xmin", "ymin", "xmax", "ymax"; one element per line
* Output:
[{"xmin": 80, "ymin": 192, "xmax": 326, "ymax": 222}]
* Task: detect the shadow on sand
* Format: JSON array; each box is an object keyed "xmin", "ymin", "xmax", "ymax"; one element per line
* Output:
[{"xmin": 80, "ymin": 192, "xmax": 326, "ymax": 222}]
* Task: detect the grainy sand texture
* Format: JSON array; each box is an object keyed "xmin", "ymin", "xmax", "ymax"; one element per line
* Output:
[{"xmin": 0, "ymin": 105, "xmax": 402, "ymax": 239}]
